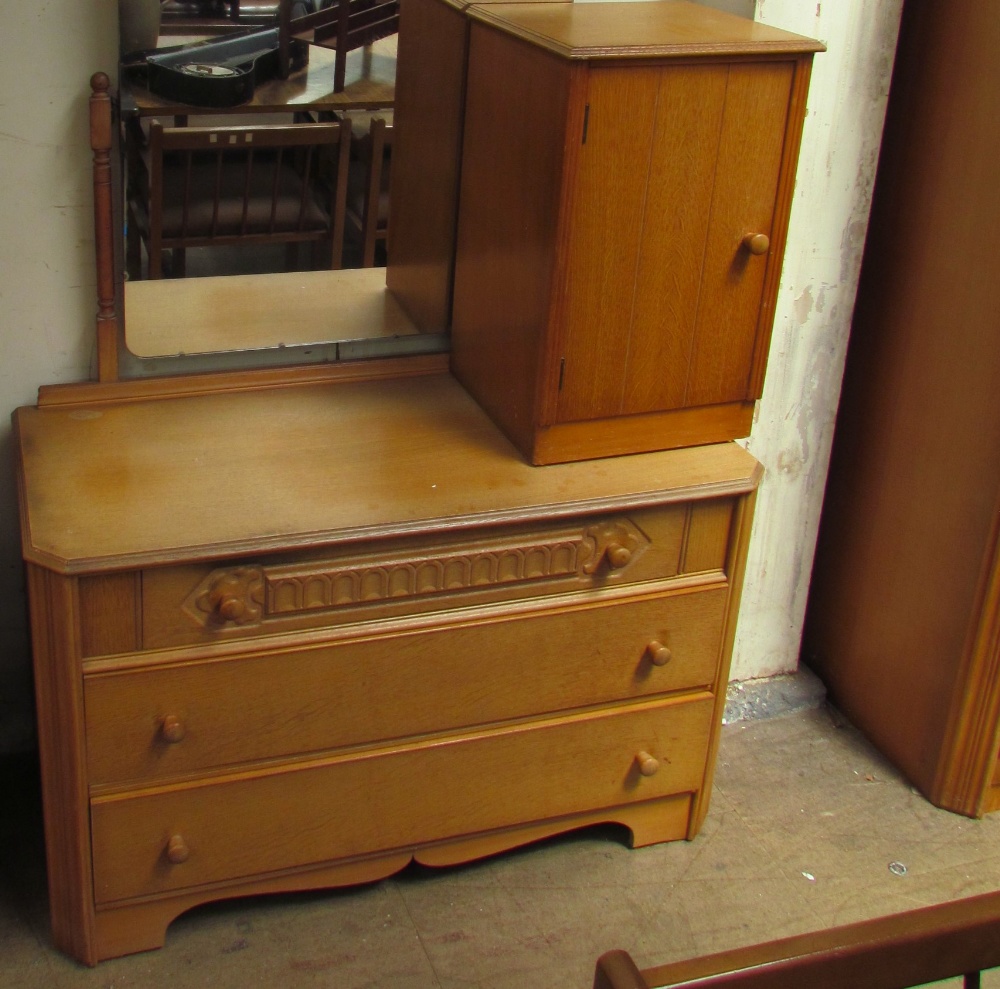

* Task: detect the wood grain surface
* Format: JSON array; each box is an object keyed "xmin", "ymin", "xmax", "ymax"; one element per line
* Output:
[{"xmin": 15, "ymin": 374, "xmax": 760, "ymax": 572}]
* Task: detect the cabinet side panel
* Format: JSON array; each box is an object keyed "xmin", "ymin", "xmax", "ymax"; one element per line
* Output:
[
  {"xmin": 26, "ymin": 566, "xmax": 97, "ymax": 965},
  {"xmin": 686, "ymin": 60, "xmax": 793, "ymax": 406},
  {"xmin": 385, "ymin": 0, "xmax": 469, "ymax": 333},
  {"xmin": 79, "ymin": 572, "xmax": 141, "ymax": 657},
  {"xmin": 553, "ymin": 67, "xmax": 660, "ymax": 423},
  {"xmin": 451, "ymin": 25, "xmax": 574, "ymax": 455},
  {"xmin": 624, "ymin": 64, "xmax": 728, "ymax": 416}
]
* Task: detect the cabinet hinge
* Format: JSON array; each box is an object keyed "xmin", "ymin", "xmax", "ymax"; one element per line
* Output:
[
  {"xmin": 558, "ymin": 357, "xmax": 566, "ymax": 391},
  {"xmin": 581, "ymin": 104, "xmax": 589, "ymax": 145}
]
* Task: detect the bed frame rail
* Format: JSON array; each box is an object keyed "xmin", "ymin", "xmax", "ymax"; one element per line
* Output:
[{"xmin": 594, "ymin": 888, "xmax": 1000, "ymax": 989}]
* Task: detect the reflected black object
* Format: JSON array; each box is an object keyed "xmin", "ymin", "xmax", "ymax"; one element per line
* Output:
[{"xmin": 125, "ymin": 28, "xmax": 307, "ymax": 107}]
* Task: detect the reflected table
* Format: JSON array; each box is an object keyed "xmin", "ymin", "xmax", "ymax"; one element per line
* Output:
[{"xmin": 121, "ymin": 37, "xmax": 396, "ymax": 118}]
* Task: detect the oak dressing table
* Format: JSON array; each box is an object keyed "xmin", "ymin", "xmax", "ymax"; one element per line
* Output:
[{"xmin": 15, "ymin": 1, "xmax": 819, "ymax": 964}]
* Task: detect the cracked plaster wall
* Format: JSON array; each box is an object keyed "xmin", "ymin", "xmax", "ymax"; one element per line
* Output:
[{"xmin": 731, "ymin": 0, "xmax": 904, "ymax": 680}]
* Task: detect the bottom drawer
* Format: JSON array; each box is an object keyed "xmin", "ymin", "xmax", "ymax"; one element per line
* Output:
[{"xmin": 91, "ymin": 693, "xmax": 714, "ymax": 904}]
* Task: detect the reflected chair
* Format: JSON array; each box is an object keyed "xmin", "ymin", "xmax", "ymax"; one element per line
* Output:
[
  {"xmin": 126, "ymin": 117, "xmax": 351, "ymax": 279},
  {"xmin": 344, "ymin": 111, "xmax": 392, "ymax": 267},
  {"xmin": 277, "ymin": 0, "xmax": 400, "ymax": 91}
]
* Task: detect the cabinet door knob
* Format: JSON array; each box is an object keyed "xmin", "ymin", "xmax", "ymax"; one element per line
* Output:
[
  {"xmin": 645, "ymin": 641, "xmax": 672, "ymax": 667},
  {"xmin": 605, "ymin": 541, "xmax": 633, "ymax": 569},
  {"xmin": 160, "ymin": 715, "xmax": 186, "ymax": 744},
  {"xmin": 742, "ymin": 233, "xmax": 770, "ymax": 256},
  {"xmin": 636, "ymin": 751, "xmax": 660, "ymax": 777},
  {"xmin": 166, "ymin": 834, "xmax": 190, "ymax": 865}
]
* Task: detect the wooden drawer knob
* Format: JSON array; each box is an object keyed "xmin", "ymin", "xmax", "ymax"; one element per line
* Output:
[
  {"xmin": 605, "ymin": 541, "xmax": 633, "ymax": 569},
  {"xmin": 636, "ymin": 751, "xmax": 660, "ymax": 777},
  {"xmin": 645, "ymin": 641, "xmax": 672, "ymax": 667},
  {"xmin": 742, "ymin": 232, "xmax": 770, "ymax": 256},
  {"xmin": 166, "ymin": 834, "xmax": 190, "ymax": 865},
  {"xmin": 160, "ymin": 715, "xmax": 186, "ymax": 744},
  {"xmin": 215, "ymin": 593, "xmax": 247, "ymax": 622}
]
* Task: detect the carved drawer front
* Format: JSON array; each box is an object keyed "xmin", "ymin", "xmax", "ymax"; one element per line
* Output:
[
  {"xmin": 85, "ymin": 586, "xmax": 728, "ymax": 787},
  {"xmin": 90, "ymin": 694, "xmax": 713, "ymax": 905},
  {"xmin": 133, "ymin": 501, "xmax": 736, "ymax": 652}
]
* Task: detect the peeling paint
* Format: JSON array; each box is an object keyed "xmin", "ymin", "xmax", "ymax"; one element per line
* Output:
[
  {"xmin": 776, "ymin": 449, "xmax": 806, "ymax": 479},
  {"xmin": 794, "ymin": 286, "xmax": 815, "ymax": 325}
]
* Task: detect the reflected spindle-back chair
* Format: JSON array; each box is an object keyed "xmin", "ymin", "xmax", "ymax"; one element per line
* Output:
[
  {"xmin": 277, "ymin": 0, "xmax": 400, "ymax": 90},
  {"xmin": 344, "ymin": 111, "xmax": 392, "ymax": 267},
  {"xmin": 126, "ymin": 117, "xmax": 351, "ymax": 279}
]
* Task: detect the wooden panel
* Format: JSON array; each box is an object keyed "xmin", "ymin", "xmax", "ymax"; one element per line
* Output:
[
  {"xmin": 139, "ymin": 505, "xmax": 692, "ymax": 649},
  {"xmin": 934, "ymin": 511, "xmax": 1000, "ymax": 813},
  {"xmin": 14, "ymin": 374, "xmax": 761, "ymax": 574},
  {"xmin": 467, "ymin": 2, "xmax": 825, "ymax": 60},
  {"xmin": 688, "ymin": 485, "xmax": 756, "ymax": 836},
  {"xmin": 387, "ymin": 0, "xmax": 568, "ymax": 333},
  {"xmin": 615, "ymin": 888, "xmax": 1000, "ymax": 989},
  {"xmin": 986, "ymin": 772, "xmax": 1000, "ymax": 815},
  {"xmin": 25, "ymin": 566, "xmax": 98, "ymax": 965},
  {"xmin": 385, "ymin": 0, "xmax": 469, "ymax": 332},
  {"xmin": 450, "ymin": 25, "xmax": 576, "ymax": 454},
  {"xmin": 803, "ymin": 0, "xmax": 1000, "ymax": 814},
  {"xmin": 86, "ymin": 587, "xmax": 727, "ymax": 786},
  {"xmin": 683, "ymin": 501, "xmax": 734, "ymax": 575},
  {"xmin": 90, "ymin": 694, "xmax": 713, "ymax": 904},
  {"xmin": 623, "ymin": 63, "xmax": 729, "ymax": 416},
  {"xmin": 553, "ymin": 67, "xmax": 660, "ymax": 422},
  {"xmin": 531, "ymin": 401, "xmax": 756, "ymax": 465},
  {"xmin": 686, "ymin": 60, "xmax": 794, "ymax": 406},
  {"xmin": 79, "ymin": 573, "xmax": 141, "ymax": 658}
]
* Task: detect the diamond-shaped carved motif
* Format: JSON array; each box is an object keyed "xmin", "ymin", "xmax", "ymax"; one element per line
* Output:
[{"xmin": 184, "ymin": 566, "xmax": 265, "ymax": 629}]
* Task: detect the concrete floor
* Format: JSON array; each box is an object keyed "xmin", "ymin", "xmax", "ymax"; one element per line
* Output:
[{"xmin": 3, "ymin": 702, "xmax": 1000, "ymax": 988}]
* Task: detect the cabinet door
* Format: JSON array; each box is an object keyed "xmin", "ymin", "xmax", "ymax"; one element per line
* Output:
[
  {"xmin": 681, "ymin": 60, "xmax": 794, "ymax": 409},
  {"xmin": 553, "ymin": 65, "xmax": 662, "ymax": 422},
  {"xmin": 555, "ymin": 60, "xmax": 794, "ymax": 422}
]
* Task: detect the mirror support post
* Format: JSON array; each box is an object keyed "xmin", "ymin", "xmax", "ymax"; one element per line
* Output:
[{"xmin": 90, "ymin": 72, "xmax": 119, "ymax": 382}]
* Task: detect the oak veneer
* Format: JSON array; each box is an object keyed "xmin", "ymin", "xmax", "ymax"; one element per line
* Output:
[
  {"xmin": 449, "ymin": 1, "xmax": 822, "ymax": 463},
  {"xmin": 17, "ymin": 371, "xmax": 760, "ymax": 963},
  {"xmin": 386, "ymin": 0, "xmax": 567, "ymax": 334},
  {"xmin": 385, "ymin": 0, "xmax": 473, "ymax": 333}
]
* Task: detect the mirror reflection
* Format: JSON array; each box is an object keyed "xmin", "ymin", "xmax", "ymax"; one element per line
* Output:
[{"xmin": 118, "ymin": 0, "xmax": 441, "ymax": 366}]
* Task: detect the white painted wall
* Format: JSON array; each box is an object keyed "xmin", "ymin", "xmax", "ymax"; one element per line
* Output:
[
  {"xmin": 0, "ymin": 4, "xmax": 116, "ymax": 750},
  {"xmin": 0, "ymin": 0, "xmax": 900, "ymax": 750},
  {"xmin": 730, "ymin": 0, "xmax": 903, "ymax": 680}
]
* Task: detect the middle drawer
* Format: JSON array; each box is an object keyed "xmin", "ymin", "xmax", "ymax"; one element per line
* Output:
[{"xmin": 85, "ymin": 585, "xmax": 727, "ymax": 787}]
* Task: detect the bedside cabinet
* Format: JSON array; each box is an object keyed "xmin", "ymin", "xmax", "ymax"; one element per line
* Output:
[{"xmin": 449, "ymin": 1, "xmax": 823, "ymax": 464}]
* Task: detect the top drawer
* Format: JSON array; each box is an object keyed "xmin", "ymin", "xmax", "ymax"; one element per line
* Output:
[{"xmin": 79, "ymin": 500, "xmax": 737, "ymax": 655}]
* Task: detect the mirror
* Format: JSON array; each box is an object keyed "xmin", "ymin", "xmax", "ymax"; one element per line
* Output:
[{"xmin": 115, "ymin": 0, "xmax": 450, "ymax": 376}]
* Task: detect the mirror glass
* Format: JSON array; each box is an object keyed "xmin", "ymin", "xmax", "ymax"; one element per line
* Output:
[{"xmin": 117, "ymin": 2, "xmax": 447, "ymax": 374}]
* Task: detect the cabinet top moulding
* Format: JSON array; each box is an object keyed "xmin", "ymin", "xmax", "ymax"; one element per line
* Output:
[
  {"xmin": 465, "ymin": 1, "xmax": 826, "ymax": 61},
  {"xmin": 14, "ymin": 374, "xmax": 761, "ymax": 575}
]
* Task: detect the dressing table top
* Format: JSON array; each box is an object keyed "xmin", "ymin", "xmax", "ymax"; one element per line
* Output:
[{"xmin": 15, "ymin": 372, "xmax": 760, "ymax": 574}]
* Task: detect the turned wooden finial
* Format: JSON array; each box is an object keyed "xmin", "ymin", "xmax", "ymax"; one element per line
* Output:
[{"xmin": 89, "ymin": 71, "xmax": 119, "ymax": 382}]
